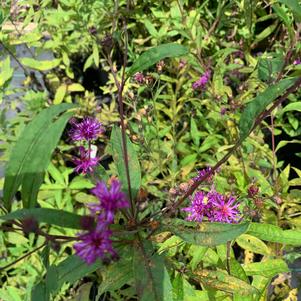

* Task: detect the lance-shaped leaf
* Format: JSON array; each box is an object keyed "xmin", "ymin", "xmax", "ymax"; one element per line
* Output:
[
  {"xmin": 193, "ymin": 269, "xmax": 259, "ymax": 296},
  {"xmin": 110, "ymin": 126, "xmax": 141, "ymax": 199},
  {"xmin": 0, "ymin": 208, "xmax": 84, "ymax": 229},
  {"xmin": 133, "ymin": 241, "xmax": 173, "ymax": 301},
  {"xmin": 21, "ymin": 57, "xmax": 61, "ymax": 71},
  {"xmin": 247, "ymin": 222, "xmax": 301, "ymax": 246},
  {"xmin": 127, "ymin": 43, "xmax": 188, "ymax": 76},
  {"xmin": 3, "ymin": 104, "xmax": 75, "ymax": 209},
  {"xmin": 236, "ymin": 234, "xmax": 270, "ymax": 255},
  {"xmin": 243, "ymin": 259, "xmax": 289, "ymax": 278},
  {"xmin": 239, "ymin": 77, "xmax": 298, "ymax": 139},
  {"xmin": 162, "ymin": 218, "xmax": 249, "ymax": 246},
  {"xmin": 32, "ymin": 255, "xmax": 104, "ymax": 299}
]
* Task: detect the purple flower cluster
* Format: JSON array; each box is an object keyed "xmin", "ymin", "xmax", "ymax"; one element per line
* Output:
[
  {"xmin": 182, "ymin": 188, "xmax": 240, "ymax": 224},
  {"xmin": 69, "ymin": 117, "xmax": 104, "ymax": 141},
  {"xmin": 193, "ymin": 167, "xmax": 214, "ymax": 183},
  {"xmin": 73, "ymin": 179, "xmax": 129, "ymax": 264},
  {"xmin": 73, "ymin": 146, "xmax": 99, "ymax": 174},
  {"xmin": 69, "ymin": 117, "xmax": 104, "ymax": 174},
  {"xmin": 192, "ymin": 70, "xmax": 211, "ymax": 90},
  {"xmin": 293, "ymin": 59, "xmax": 301, "ymax": 65}
]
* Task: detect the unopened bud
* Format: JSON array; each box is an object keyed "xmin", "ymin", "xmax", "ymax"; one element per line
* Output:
[
  {"xmin": 248, "ymin": 184, "xmax": 259, "ymax": 198},
  {"xmin": 21, "ymin": 217, "xmax": 39, "ymax": 235},
  {"xmin": 80, "ymin": 215, "xmax": 95, "ymax": 231},
  {"xmin": 101, "ymin": 34, "xmax": 113, "ymax": 53},
  {"xmin": 156, "ymin": 60, "xmax": 165, "ymax": 72},
  {"xmin": 274, "ymin": 196, "xmax": 282, "ymax": 205}
]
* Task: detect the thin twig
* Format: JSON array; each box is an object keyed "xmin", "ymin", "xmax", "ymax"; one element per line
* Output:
[
  {"xmin": 226, "ymin": 241, "xmax": 231, "ymax": 275},
  {"xmin": 0, "ymin": 242, "xmax": 46, "ymax": 271}
]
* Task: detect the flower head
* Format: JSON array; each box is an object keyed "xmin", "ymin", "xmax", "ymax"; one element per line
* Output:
[
  {"xmin": 73, "ymin": 146, "xmax": 99, "ymax": 174},
  {"xmin": 182, "ymin": 191, "xmax": 210, "ymax": 222},
  {"xmin": 210, "ymin": 193, "xmax": 240, "ymax": 223},
  {"xmin": 69, "ymin": 117, "xmax": 104, "ymax": 142},
  {"xmin": 74, "ymin": 229, "xmax": 116, "ymax": 264},
  {"xmin": 192, "ymin": 71, "xmax": 211, "ymax": 90},
  {"xmin": 90, "ymin": 179, "xmax": 129, "ymax": 222},
  {"xmin": 193, "ymin": 167, "xmax": 214, "ymax": 183},
  {"xmin": 293, "ymin": 59, "xmax": 301, "ymax": 65}
]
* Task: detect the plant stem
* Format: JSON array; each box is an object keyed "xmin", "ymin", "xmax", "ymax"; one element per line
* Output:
[{"xmin": 0, "ymin": 243, "xmax": 46, "ymax": 272}]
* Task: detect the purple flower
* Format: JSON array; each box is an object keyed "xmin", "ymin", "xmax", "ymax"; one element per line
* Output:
[
  {"xmin": 293, "ymin": 59, "xmax": 301, "ymax": 65},
  {"xmin": 69, "ymin": 117, "xmax": 104, "ymax": 142},
  {"xmin": 210, "ymin": 193, "xmax": 240, "ymax": 223},
  {"xmin": 182, "ymin": 187, "xmax": 241, "ymax": 224},
  {"xmin": 133, "ymin": 72, "xmax": 145, "ymax": 84},
  {"xmin": 73, "ymin": 146, "xmax": 99, "ymax": 174},
  {"xmin": 74, "ymin": 229, "xmax": 116, "ymax": 264},
  {"xmin": 192, "ymin": 71, "xmax": 211, "ymax": 90},
  {"xmin": 90, "ymin": 179, "xmax": 129, "ymax": 222},
  {"xmin": 193, "ymin": 167, "xmax": 214, "ymax": 183},
  {"xmin": 182, "ymin": 191, "xmax": 209, "ymax": 222}
]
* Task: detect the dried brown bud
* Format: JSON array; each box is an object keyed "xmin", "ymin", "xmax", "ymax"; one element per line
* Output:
[
  {"xmin": 169, "ymin": 187, "xmax": 178, "ymax": 196},
  {"xmin": 179, "ymin": 182, "xmax": 189, "ymax": 192},
  {"xmin": 131, "ymin": 135, "xmax": 138, "ymax": 141},
  {"xmin": 254, "ymin": 198, "xmax": 264, "ymax": 208}
]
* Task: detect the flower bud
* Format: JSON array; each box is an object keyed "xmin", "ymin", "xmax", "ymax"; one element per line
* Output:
[
  {"xmin": 21, "ymin": 217, "xmax": 39, "ymax": 235},
  {"xmin": 248, "ymin": 184, "xmax": 259, "ymax": 198},
  {"xmin": 80, "ymin": 215, "xmax": 95, "ymax": 231}
]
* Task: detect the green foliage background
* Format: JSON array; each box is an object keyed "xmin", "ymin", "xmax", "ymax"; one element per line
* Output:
[{"xmin": 1, "ymin": 0, "xmax": 301, "ymax": 300}]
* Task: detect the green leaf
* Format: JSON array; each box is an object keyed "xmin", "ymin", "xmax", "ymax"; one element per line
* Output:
[
  {"xmin": 162, "ymin": 219, "xmax": 249, "ymax": 246},
  {"xmin": 193, "ymin": 269, "xmax": 259, "ymax": 296},
  {"xmin": 3, "ymin": 104, "xmax": 75, "ymax": 209},
  {"xmin": 258, "ymin": 54, "xmax": 284, "ymax": 82},
  {"xmin": 188, "ymin": 245, "xmax": 208, "ymax": 270},
  {"xmin": 53, "ymin": 85, "xmax": 67, "ymax": 104},
  {"xmin": 243, "ymin": 259, "xmax": 289, "ymax": 278},
  {"xmin": 127, "ymin": 43, "xmax": 188, "ymax": 76},
  {"xmin": 110, "ymin": 126, "xmax": 141, "ymax": 199},
  {"xmin": 55, "ymin": 255, "xmax": 102, "ymax": 290},
  {"xmin": 98, "ymin": 246, "xmax": 133, "ymax": 294},
  {"xmin": 247, "ymin": 222, "xmax": 301, "ymax": 246},
  {"xmin": 40, "ymin": 255, "xmax": 103, "ymax": 298},
  {"xmin": 92, "ymin": 41, "xmax": 99, "ymax": 68},
  {"xmin": 22, "ymin": 111, "xmax": 74, "ymax": 207},
  {"xmin": 0, "ymin": 208, "xmax": 83, "ymax": 229},
  {"xmin": 282, "ymin": 101, "xmax": 301, "ymax": 113},
  {"xmin": 133, "ymin": 241, "xmax": 173, "ymax": 301},
  {"xmin": 252, "ymin": 23, "xmax": 278, "ymax": 46},
  {"xmin": 239, "ymin": 77, "xmax": 297, "ymax": 139},
  {"xmin": 21, "ymin": 58, "xmax": 61, "ymax": 71},
  {"xmin": 31, "ymin": 282, "xmax": 49, "ymax": 301},
  {"xmin": 236, "ymin": 234, "xmax": 270, "ymax": 255},
  {"xmin": 190, "ymin": 117, "xmax": 200, "ymax": 146},
  {"xmin": 83, "ymin": 54, "xmax": 94, "ymax": 71},
  {"xmin": 279, "ymin": 0, "xmax": 301, "ymax": 20},
  {"xmin": 0, "ymin": 56, "xmax": 14, "ymax": 86}
]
